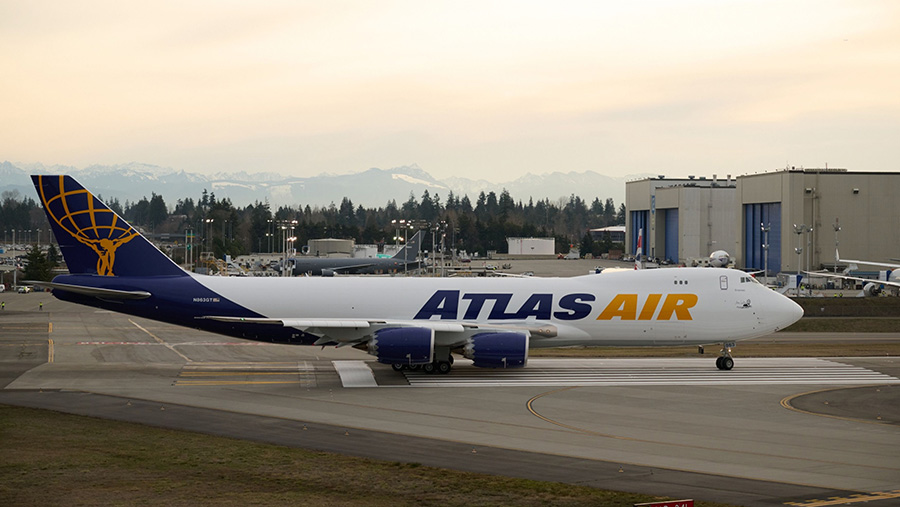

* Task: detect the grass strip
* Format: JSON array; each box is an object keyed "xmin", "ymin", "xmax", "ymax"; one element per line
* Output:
[{"xmin": 0, "ymin": 405, "xmax": 735, "ymax": 507}]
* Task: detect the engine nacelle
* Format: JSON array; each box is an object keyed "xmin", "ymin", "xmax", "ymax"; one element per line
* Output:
[
  {"xmin": 863, "ymin": 282, "xmax": 883, "ymax": 297},
  {"xmin": 368, "ymin": 327, "xmax": 434, "ymax": 365},
  {"xmin": 709, "ymin": 250, "xmax": 731, "ymax": 268},
  {"xmin": 463, "ymin": 332, "xmax": 529, "ymax": 368}
]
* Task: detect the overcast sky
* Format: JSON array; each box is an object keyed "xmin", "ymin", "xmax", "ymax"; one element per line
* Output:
[{"xmin": 2, "ymin": 1, "xmax": 898, "ymax": 181}]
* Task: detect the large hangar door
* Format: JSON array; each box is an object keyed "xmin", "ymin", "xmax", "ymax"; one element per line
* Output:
[
  {"xmin": 744, "ymin": 203, "xmax": 781, "ymax": 273},
  {"xmin": 664, "ymin": 209, "xmax": 678, "ymax": 263}
]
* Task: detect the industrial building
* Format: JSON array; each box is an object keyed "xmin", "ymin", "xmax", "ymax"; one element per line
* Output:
[
  {"xmin": 507, "ymin": 237, "xmax": 555, "ymax": 256},
  {"xmin": 625, "ymin": 174, "xmax": 737, "ymax": 265},
  {"xmin": 589, "ymin": 225, "xmax": 626, "ymax": 244},
  {"xmin": 626, "ymin": 169, "xmax": 900, "ymax": 274}
]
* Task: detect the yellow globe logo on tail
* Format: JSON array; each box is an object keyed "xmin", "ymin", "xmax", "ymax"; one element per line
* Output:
[{"xmin": 36, "ymin": 175, "xmax": 139, "ymax": 276}]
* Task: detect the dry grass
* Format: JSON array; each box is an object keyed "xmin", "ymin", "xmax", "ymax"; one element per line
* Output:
[
  {"xmin": 782, "ymin": 318, "xmax": 900, "ymax": 332},
  {"xmin": 0, "ymin": 405, "xmax": 735, "ymax": 507}
]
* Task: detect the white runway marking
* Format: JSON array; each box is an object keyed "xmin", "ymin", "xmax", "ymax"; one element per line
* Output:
[
  {"xmin": 334, "ymin": 360, "xmax": 379, "ymax": 387},
  {"xmin": 400, "ymin": 358, "xmax": 900, "ymax": 387}
]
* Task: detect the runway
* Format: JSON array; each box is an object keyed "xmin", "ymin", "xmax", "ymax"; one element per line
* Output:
[{"xmin": 2, "ymin": 295, "xmax": 900, "ymax": 506}]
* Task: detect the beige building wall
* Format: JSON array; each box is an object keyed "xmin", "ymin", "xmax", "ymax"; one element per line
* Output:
[
  {"xmin": 627, "ymin": 176, "xmax": 737, "ymax": 264},
  {"xmin": 737, "ymin": 170, "xmax": 900, "ymax": 272}
]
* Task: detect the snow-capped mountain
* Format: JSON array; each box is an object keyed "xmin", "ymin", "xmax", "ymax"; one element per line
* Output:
[{"xmin": 1, "ymin": 161, "xmax": 632, "ymax": 209}]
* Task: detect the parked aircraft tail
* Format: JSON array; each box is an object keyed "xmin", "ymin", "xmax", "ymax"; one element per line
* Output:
[
  {"xmin": 31, "ymin": 175, "xmax": 186, "ymax": 278},
  {"xmin": 634, "ymin": 228, "xmax": 643, "ymax": 270},
  {"xmin": 393, "ymin": 230, "xmax": 422, "ymax": 262}
]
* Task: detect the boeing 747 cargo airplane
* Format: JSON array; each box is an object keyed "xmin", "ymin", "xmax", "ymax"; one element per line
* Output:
[{"xmin": 29, "ymin": 176, "xmax": 803, "ymax": 373}]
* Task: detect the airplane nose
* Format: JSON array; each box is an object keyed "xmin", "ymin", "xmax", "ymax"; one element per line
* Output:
[{"xmin": 777, "ymin": 295, "xmax": 804, "ymax": 329}]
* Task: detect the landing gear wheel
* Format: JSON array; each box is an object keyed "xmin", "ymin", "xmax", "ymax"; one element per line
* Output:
[
  {"xmin": 716, "ymin": 356, "xmax": 734, "ymax": 370},
  {"xmin": 409, "ymin": 364, "xmax": 422, "ymax": 371},
  {"xmin": 423, "ymin": 362, "xmax": 437, "ymax": 374},
  {"xmin": 721, "ymin": 356, "xmax": 734, "ymax": 370},
  {"xmin": 391, "ymin": 363, "xmax": 405, "ymax": 372},
  {"xmin": 436, "ymin": 361, "xmax": 452, "ymax": 374}
]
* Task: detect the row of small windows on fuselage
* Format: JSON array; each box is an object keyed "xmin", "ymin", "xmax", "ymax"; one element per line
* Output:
[{"xmin": 674, "ymin": 280, "xmax": 689, "ymax": 285}]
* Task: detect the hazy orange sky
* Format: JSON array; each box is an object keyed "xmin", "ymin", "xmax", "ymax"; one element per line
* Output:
[{"xmin": 2, "ymin": 1, "xmax": 898, "ymax": 180}]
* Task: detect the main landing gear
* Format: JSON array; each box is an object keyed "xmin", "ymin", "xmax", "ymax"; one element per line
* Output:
[
  {"xmin": 715, "ymin": 342, "xmax": 735, "ymax": 370},
  {"xmin": 392, "ymin": 355, "xmax": 454, "ymax": 374}
]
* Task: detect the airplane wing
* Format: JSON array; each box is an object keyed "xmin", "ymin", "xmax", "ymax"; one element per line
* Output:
[
  {"xmin": 838, "ymin": 259, "xmax": 899, "ymax": 269},
  {"xmin": 197, "ymin": 316, "xmax": 557, "ymax": 346},
  {"xmin": 803, "ymin": 271, "xmax": 900, "ymax": 289}
]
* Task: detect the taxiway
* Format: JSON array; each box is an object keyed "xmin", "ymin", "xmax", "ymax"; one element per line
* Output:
[{"xmin": 2, "ymin": 294, "xmax": 899, "ymax": 506}]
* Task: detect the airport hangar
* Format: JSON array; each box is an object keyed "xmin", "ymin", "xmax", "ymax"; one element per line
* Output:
[{"xmin": 625, "ymin": 168, "xmax": 900, "ymax": 274}]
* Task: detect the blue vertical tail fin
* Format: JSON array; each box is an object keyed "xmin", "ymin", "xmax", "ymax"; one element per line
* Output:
[{"xmin": 32, "ymin": 175, "xmax": 187, "ymax": 277}]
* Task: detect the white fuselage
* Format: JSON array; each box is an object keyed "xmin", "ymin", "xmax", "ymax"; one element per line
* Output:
[{"xmin": 196, "ymin": 267, "xmax": 803, "ymax": 347}]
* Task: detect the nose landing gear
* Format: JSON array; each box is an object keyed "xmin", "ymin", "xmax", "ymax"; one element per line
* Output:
[
  {"xmin": 716, "ymin": 342, "xmax": 736, "ymax": 370},
  {"xmin": 716, "ymin": 355, "xmax": 734, "ymax": 370}
]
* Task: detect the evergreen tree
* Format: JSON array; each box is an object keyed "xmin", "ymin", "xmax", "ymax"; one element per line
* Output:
[
  {"xmin": 616, "ymin": 203, "xmax": 626, "ymax": 225},
  {"xmin": 148, "ymin": 193, "xmax": 168, "ymax": 230},
  {"xmin": 23, "ymin": 245, "xmax": 53, "ymax": 281}
]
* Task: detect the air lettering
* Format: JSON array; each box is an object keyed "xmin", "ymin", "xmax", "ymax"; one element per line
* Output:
[{"xmin": 596, "ymin": 294, "xmax": 697, "ymax": 321}]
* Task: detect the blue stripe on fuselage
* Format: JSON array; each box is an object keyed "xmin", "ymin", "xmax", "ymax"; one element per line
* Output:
[{"xmin": 49, "ymin": 274, "xmax": 318, "ymax": 345}]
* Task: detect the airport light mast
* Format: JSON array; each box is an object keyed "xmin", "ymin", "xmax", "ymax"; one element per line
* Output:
[
  {"xmin": 833, "ymin": 219, "xmax": 841, "ymax": 275},
  {"xmin": 793, "ymin": 223, "xmax": 805, "ymax": 297},
  {"xmin": 760, "ymin": 222, "xmax": 770, "ymax": 287}
]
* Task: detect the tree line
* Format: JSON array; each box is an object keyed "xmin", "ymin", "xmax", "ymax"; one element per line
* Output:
[{"xmin": 1, "ymin": 187, "xmax": 626, "ymax": 264}]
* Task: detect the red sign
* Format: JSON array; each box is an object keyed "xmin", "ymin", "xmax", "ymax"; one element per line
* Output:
[{"xmin": 634, "ymin": 501, "xmax": 693, "ymax": 507}]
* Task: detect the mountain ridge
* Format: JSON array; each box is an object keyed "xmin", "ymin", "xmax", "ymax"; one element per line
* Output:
[{"xmin": 1, "ymin": 161, "xmax": 640, "ymax": 209}]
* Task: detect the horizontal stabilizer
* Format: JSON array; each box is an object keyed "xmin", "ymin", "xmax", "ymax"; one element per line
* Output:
[{"xmin": 24, "ymin": 280, "xmax": 151, "ymax": 299}]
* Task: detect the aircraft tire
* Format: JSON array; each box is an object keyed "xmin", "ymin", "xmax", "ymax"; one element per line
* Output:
[
  {"xmin": 436, "ymin": 361, "xmax": 452, "ymax": 374},
  {"xmin": 721, "ymin": 356, "xmax": 734, "ymax": 370},
  {"xmin": 423, "ymin": 362, "xmax": 437, "ymax": 374},
  {"xmin": 715, "ymin": 357, "xmax": 724, "ymax": 370},
  {"xmin": 391, "ymin": 363, "xmax": 405, "ymax": 372}
]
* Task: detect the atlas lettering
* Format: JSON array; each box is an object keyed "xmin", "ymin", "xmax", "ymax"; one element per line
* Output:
[{"xmin": 414, "ymin": 291, "xmax": 595, "ymax": 321}]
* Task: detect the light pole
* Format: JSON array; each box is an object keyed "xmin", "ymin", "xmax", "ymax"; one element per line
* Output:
[
  {"xmin": 185, "ymin": 228, "xmax": 194, "ymax": 270},
  {"xmin": 833, "ymin": 219, "xmax": 841, "ymax": 275},
  {"xmin": 760, "ymin": 222, "xmax": 770, "ymax": 287},
  {"xmin": 793, "ymin": 223, "xmax": 805, "ymax": 297},
  {"xmin": 805, "ymin": 225, "xmax": 813, "ymax": 295},
  {"xmin": 203, "ymin": 219, "xmax": 214, "ymax": 267}
]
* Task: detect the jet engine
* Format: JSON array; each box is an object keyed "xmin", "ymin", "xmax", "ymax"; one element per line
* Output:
[
  {"xmin": 709, "ymin": 250, "xmax": 731, "ymax": 268},
  {"xmin": 463, "ymin": 332, "xmax": 529, "ymax": 368},
  {"xmin": 863, "ymin": 282, "xmax": 883, "ymax": 297},
  {"xmin": 368, "ymin": 327, "xmax": 434, "ymax": 365}
]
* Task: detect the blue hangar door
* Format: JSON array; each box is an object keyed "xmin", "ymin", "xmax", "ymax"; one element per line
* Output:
[
  {"xmin": 744, "ymin": 203, "xmax": 781, "ymax": 273},
  {"xmin": 663, "ymin": 209, "xmax": 678, "ymax": 263},
  {"xmin": 630, "ymin": 210, "xmax": 649, "ymax": 256}
]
